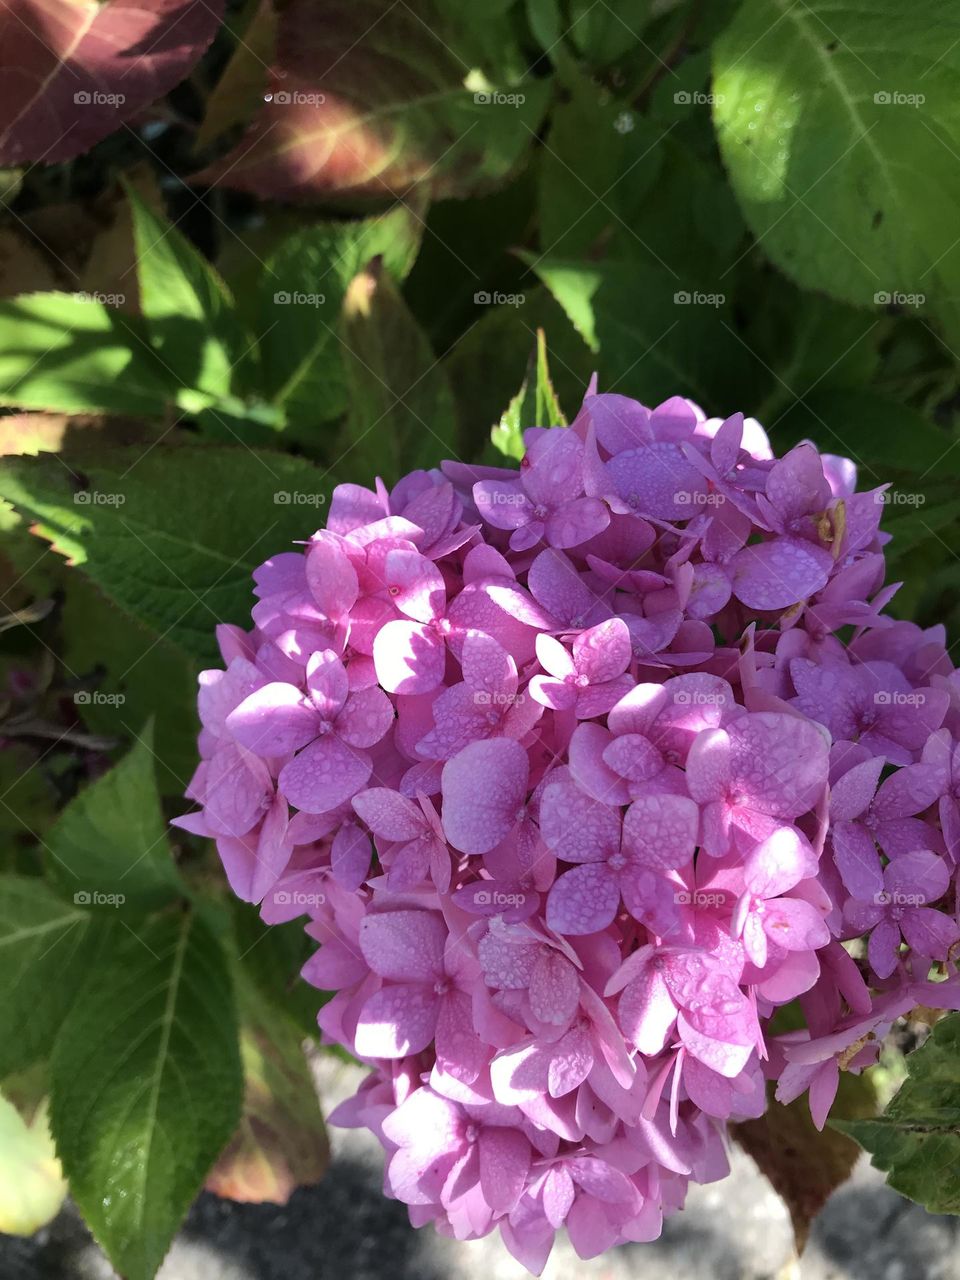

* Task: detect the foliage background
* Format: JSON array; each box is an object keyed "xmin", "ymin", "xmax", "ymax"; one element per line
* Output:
[{"xmin": 1, "ymin": 0, "xmax": 960, "ymax": 1276}]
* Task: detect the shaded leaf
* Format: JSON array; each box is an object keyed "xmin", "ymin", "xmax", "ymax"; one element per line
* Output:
[
  {"xmin": 127, "ymin": 188, "xmax": 250, "ymax": 404},
  {"xmin": 206, "ymin": 974, "xmax": 328, "ymax": 1204},
  {"xmin": 0, "ymin": 292, "xmax": 173, "ymax": 416},
  {"xmin": 257, "ymin": 205, "xmax": 423, "ymax": 427},
  {"xmin": 0, "ymin": 0, "xmax": 225, "ymax": 165},
  {"xmin": 733, "ymin": 1071, "xmax": 878, "ymax": 1250},
  {"xmin": 0, "ymin": 876, "xmax": 90, "ymax": 1076},
  {"xmin": 61, "ymin": 581, "xmax": 199, "ymax": 798},
  {"xmin": 45, "ymin": 724, "xmax": 182, "ymax": 910},
  {"xmin": 196, "ymin": 0, "xmax": 551, "ymax": 202},
  {"xmin": 339, "ymin": 263, "xmax": 457, "ymax": 486},
  {"xmin": 524, "ymin": 254, "xmax": 767, "ymax": 409},
  {"xmin": 196, "ymin": 0, "xmax": 278, "ymax": 150},
  {"xmin": 540, "ymin": 61, "xmax": 662, "ymax": 259}
]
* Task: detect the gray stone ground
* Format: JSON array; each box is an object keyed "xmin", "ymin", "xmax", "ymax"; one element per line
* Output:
[{"xmin": 3, "ymin": 1055, "xmax": 959, "ymax": 1280}]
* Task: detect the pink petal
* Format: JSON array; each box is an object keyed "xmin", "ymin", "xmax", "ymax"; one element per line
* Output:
[
  {"xmin": 530, "ymin": 951, "xmax": 580, "ymax": 1026},
  {"xmin": 305, "ymin": 649, "xmax": 350, "ymax": 719},
  {"xmin": 867, "ymin": 916, "xmax": 901, "ymax": 979},
  {"xmin": 901, "ymin": 907, "xmax": 959, "ymax": 959},
  {"xmin": 305, "ymin": 537, "xmax": 359, "ymax": 617},
  {"xmin": 542, "ymin": 1164, "xmax": 575, "ymax": 1227},
  {"xmin": 546, "ymin": 864, "xmax": 621, "ymax": 935},
  {"xmin": 359, "ymin": 909, "xmax": 446, "ymax": 981},
  {"xmin": 330, "ymin": 821, "xmax": 371, "ymax": 891},
  {"xmin": 744, "ymin": 826, "xmax": 819, "ymax": 898},
  {"xmin": 618, "ymin": 966, "xmax": 676, "ymax": 1055},
  {"xmin": 251, "ymin": 792, "xmax": 291, "ymax": 901},
  {"xmin": 622, "ymin": 793, "xmax": 698, "ymax": 870},
  {"xmin": 441, "ymin": 738, "xmax": 529, "ymax": 855},
  {"xmin": 355, "ymin": 984, "xmax": 439, "ymax": 1058},
  {"xmin": 535, "ymin": 632, "xmax": 575, "ymax": 680},
  {"xmin": 762, "ymin": 896, "xmax": 830, "ymax": 951},
  {"xmin": 479, "ymin": 1128, "xmax": 530, "ymax": 1212},
  {"xmin": 278, "ymin": 736, "xmax": 372, "ymax": 813},
  {"xmin": 337, "ymin": 686, "xmax": 394, "ymax": 747},
  {"xmin": 540, "ymin": 778, "xmax": 619, "ymax": 863},
  {"xmin": 352, "ymin": 787, "xmax": 423, "ymax": 840},
  {"xmin": 373, "ymin": 619, "xmax": 446, "ymax": 694},
  {"xmin": 685, "ymin": 727, "xmax": 731, "ymax": 803},
  {"xmin": 226, "ymin": 683, "xmax": 318, "ymax": 756},
  {"xmin": 573, "ymin": 617, "xmax": 631, "ymax": 683},
  {"xmin": 730, "ymin": 537, "xmax": 833, "ymax": 610}
]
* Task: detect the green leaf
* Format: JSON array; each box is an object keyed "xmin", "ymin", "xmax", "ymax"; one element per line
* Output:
[
  {"xmin": 340, "ymin": 263, "xmax": 458, "ymax": 486},
  {"xmin": 444, "ymin": 285, "xmax": 593, "ymax": 458},
  {"xmin": 205, "ymin": 972, "xmax": 328, "ymax": 1203},
  {"xmin": 50, "ymin": 911, "xmax": 243, "ymax": 1280},
  {"xmin": 61, "ymin": 581, "xmax": 199, "ymax": 797},
  {"xmin": 127, "ymin": 188, "xmax": 250, "ymax": 405},
  {"xmin": 774, "ymin": 389, "xmax": 960, "ymax": 485},
  {"xmin": 45, "ymin": 725, "xmax": 182, "ymax": 911},
  {"xmin": 524, "ymin": 254, "xmax": 768, "ymax": 409},
  {"xmin": 258, "ymin": 206, "xmax": 423, "ymax": 428},
  {"xmin": 231, "ymin": 900, "xmax": 321, "ymax": 1040},
  {"xmin": 490, "ymin": 329, "xmax": 567, "ymax": 462},
  {"xmin": 540, "ymin": 62, "xmax": 662, "ymax": 259},
  {"xmin": 832, "ymin": 1013, "xmax": 960, "ymax": 1215},
  {"xmin": 713, "ymin": 0, "xmax": 960, "ymax": 341},
  {"xmin": 0, "ymin": 444, "xmax": 333, "ymax": 663},
  {"xmin": 0, "ymin": 876, "xmax": 90, "ymax": 1076},
  {"xmin": 568, "ymin": 0, "xmax": 650, "ymax": 67},
  {"xmin": 0, "ymin": 292, "xmax": 172, "ymax": 416},
  {"xmin": 0, "ymin": 1092, "xmax": 67, "ymax": 1236}
]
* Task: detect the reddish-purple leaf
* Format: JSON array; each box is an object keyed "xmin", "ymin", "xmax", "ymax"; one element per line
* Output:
[
  {"xmin": 0, "ymin": 0, "xmax": 225, "ymax": 165},
  {"xmin": 194, "ymin": 0, "xmax": 551, "ymax": 202}
]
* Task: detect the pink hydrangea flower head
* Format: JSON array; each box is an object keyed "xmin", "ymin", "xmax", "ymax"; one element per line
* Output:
[{"xmin": 179, "ymin": 383, "xmax": 960, "ymax": 1270}]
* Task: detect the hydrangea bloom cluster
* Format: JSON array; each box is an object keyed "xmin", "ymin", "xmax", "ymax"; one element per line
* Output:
[{"xmin": 177, "ymin": 388, "xmax": 960, "ymax": 1271}]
